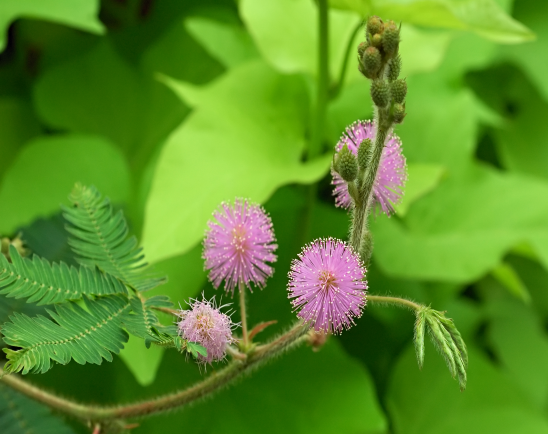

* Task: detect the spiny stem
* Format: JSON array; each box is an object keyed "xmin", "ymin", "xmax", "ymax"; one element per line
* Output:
[
  {"xmin": 0, "ymin": 323, "xmax": 309, "ymax": 423},
  {"xmin": 368, "ymin": 294, "xmax": 422, "ymax": 311},
  {"xmin": 239, "ymin": 281, "xmax": 249, "ymax": 347}
]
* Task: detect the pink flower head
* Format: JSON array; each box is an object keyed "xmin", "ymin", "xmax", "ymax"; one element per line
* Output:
[
  {"xmin": 332, "ymin": 120, "xmax": 407, "ymax": 215},
  {"xmin": 203, "ymin": 198, "xmax": 277, "ymax": 294},
  {"xmin": 177, "ymin": 295, "xmax": 237, "ymax": 363},
  {"xmin": 288, "ymin": 238, "xmax": 367, "ymax": 334}
]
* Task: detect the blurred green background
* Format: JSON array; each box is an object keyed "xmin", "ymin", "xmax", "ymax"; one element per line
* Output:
[{"xmin": 1, "ymin": 0, "xmax": 548, "ymax": 433}]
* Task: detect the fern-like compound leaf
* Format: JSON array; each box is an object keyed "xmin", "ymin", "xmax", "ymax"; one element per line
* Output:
[
  {"xmin": 0, "ymin": 384, "xmax": 72, "ymax": 433},
  {"xmin": 122, "ymin": 295, "xmax": 178, "ymax": 348},
  {"xmin": 2, "ymin": 295, "xmax": 130, "ymax": 375},
  {"xmin": 0, "ymin": 246, "xmax": 127, "ymax": 306},
  {"xmin": 63, "ymin": 184, "xmax": 166, "ymax": 292}
]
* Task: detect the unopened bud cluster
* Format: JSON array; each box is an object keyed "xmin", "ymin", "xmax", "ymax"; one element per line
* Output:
[{"xmin": 358, "ymin": 16, "xmax": 407, "ymax": 124}]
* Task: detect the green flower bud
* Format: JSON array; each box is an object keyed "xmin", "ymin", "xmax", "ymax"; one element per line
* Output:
[
  {"xmin": 362, "ymin": 46, "xmax": 381, "ymax": 79},
  {"xmin": 338, "ymin": 144, "xmax": 358, "ymax": 182},
  {"xmin": 357, "ymin": 41, "xmax": 369, "ymax": 59},
  {"xmin": 358, "ymin": 139, "xmax": 372, "ymax": 170},
  {"xmin": 387, "ymin": 54, "xmax": 401, "ymax": 81},
  {"xmin": 393, "ymin": 103, "xmax": 406, "ymax": 123},
  {"xmin": 371, "ymin": 79, "xmax": 390, "ymax": 108},
  {"xmin": 366, "ymin": 16, "xmax": 383, "ymax": 37},
  {"xmin": 391, "ymin": 78, "xmax": 407, "ymax": 104},
  {"xmin": 382, "ymin": 20, "xmax": 400, "ymax": 56},
  {"xmin": 371, "ymin": 33, "xmax": 382, "ymax": 48}
]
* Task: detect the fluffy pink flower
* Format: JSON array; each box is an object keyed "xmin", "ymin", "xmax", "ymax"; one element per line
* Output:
[
  {"xmin": 288, "ymin": 238, "xmax": 367, "ymax": 334},
  {"xmin": 177, "ymin": 296, "xmax": 237, "ymax": 363},
  {"xmin": 332, "ymin": 120, "xmax": 407, "ymax": 215},
  {"xmin": 203, "ymin": 199, "xmax": 277, "ymax": 294}
]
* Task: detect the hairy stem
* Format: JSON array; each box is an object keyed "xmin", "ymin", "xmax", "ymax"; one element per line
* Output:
[
  {"xmin": 368, "ymin": 294, "xmax": 422, "ymax": 311},
  {"xmin": 0, "ymin": 323, "xmax": 308, "ymax": 423},
  {"xmin": 239, "ymin": 281, "xmax": 249, "ymax": 347}
]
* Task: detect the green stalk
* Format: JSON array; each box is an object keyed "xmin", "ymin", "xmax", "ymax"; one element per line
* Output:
[{"xmin": 239, "ymin": 281, "xmax": 249, "ymax": 348}]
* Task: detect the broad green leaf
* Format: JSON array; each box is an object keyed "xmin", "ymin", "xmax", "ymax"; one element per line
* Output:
[
  {"xmin": 184, "ymin": 17, "xmax": 260, "ymax": 68},
  {"xmin": 387, "ymin": 343, "xmax": 548, "ymax": 432},
  {"xmin": 491, "ymin": 261, "xmax": 530, "ymax": 303},
  {"xmin": 240, "ymin": 0, "xmax": 360, "ymax": 78},
  {"xmin": 142, "ymin": 60, "xmax": 331, "ymax": 263},
  {"xmin": 0, "ymin": 135, "xmax": 130, "ymax": 235},
  {"xmin": 0, "ymin": 98, "xmax": 42, "ymax": 179},
  {"xmin": 484, "ymin": 292, "xmax": 548, "ymax": 409},
  {"xmin": 372, "ymin": 165, "xmax": 548, "ymax": 281},
  {"xmin": 330, "ymin": 0, "xmax": 534, "ymax": 43},
  {"xmin": 118, "ymin": 334, "xmax": 165, "ymax": 387},
  {"xmin": 33, "ymin": 41, "xmax": 187, "ymax": 164},
  {"xmin": 0, "ymin": 0, "xmax": 104, "ymax": 52},
  {"xmin": 395, "ymin": 163, "xmax": 446, "ymax": 216},
  {"xmin": 0, "ymin": 384, "xmax": 72, "ymax": 433},
  {"xmin": 138, "ymin": 340, "xmax": 387, "ymax": 433}
]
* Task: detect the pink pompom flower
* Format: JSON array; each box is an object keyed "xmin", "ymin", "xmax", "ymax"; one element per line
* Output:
[
  {"xmin": 332, "ymin": 120, "xmax": 407, "ymax": 215},
  {"xmin": 177, "ymin": 295, "xmax": 237, "ymax": 364},
  {"xmin": 288, "ymin": 238, "xmax": 367, "ymax": 334},
  {"xmin": 203, "ymin": 199, "xmax": 277, "ymax": 294}
]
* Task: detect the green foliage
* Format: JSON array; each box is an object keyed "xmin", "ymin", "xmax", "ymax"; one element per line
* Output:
[
  {"xmin": 186, "ymin": 341, "xmax": 207, "ymax": 359},
  {"xmin": 0, "ymin": 245, "xmax": 126, "ymax": 305},
  {"xmin": 0, "ymin": 384, "xmax": 72, "ymax": 434},
  {"xmin": 63, "ymin": 184, "xmax": 165, "ymax": 292},
  {"xmin": 2, "ymin": 295, "xmax": 130, "ymax": 375}
]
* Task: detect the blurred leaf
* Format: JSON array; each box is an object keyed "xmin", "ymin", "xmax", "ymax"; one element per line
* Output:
[
  {"xmin": 118, "ymin": 335, "xmax": 165, "ymax": 387},
  {"xmin": 330, "ymin": 0, "xmax": 534, "ymax": 43},
  {"xmin": 395, "ymin": 163, "xmax": 446, "ymax": 216},
  {"xmin": 387, "ymin": 344, "xmax": 548, "ymax": 432},
  {"xmin": 34, "ymin": 41, "xmax": 187, "ymax": 166},
  {"xmin": 184, "ymin": 17, "xmax": 260, "ymax": 68},
  {"xmin": 0, "ymin": 384, "xmax": 72, "ymax": 434},
  {"xmin": 0, "ymin": 98, "xmax": 42, "ymax": 179},
  {"xmin": 0, "ymin": 134, "xmax": 130, "ymax": 235},
  {"xmin": 143, "ymin": 60, "xmax": 331, "ymax": 263},
  {"xmin": 372, "ymin": 165, "xmax": 548, "ymax": 281},
  {"xmin": 240, "ymin": 0, "xmax": 360, "ymax": 78},
  {"xmin": 491, "ymin": 261, "xmax": 530, "ymax": 303},
  {"xmin": 138, "ymin": 340, "xmax": 387, "ymax": 433},
  {"xmin": 486, "ymin": 296, "xmax": 548, "ymax": 409},
  {"xmin": 0, "ymin": 0, "xmax": 104, "ymax": 52}
]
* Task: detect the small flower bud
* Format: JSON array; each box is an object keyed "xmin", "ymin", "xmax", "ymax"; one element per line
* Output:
[
  {"xmin": 393, "ymin": 103, "xmax": 406, "ymax": 123},
  {"xmin": 358, "ymin": 138, "xmax": 372, "ymax": 170},
  {"xmin": 382, "ymin": 21, "xmax": 400, "ymax": 56},
  {"xmin": 338, "ymin": 144, "xmax": 358, "ymax": 182},
  {"xmin": 361, "ymin": 46, "xmax": 381, "ymax": 79},
  {"xmin": 366, "ymin": 16, "xmax": 383, "ymax": 37},
  {"xmin": 357, "ymin": 41, "xmax": 368, "ymax": 59},
  {"xmin": 371, "ymin": 79, "xmax": 390, "ymax": 108},
  {"xmin": 387, "ymin": 54, "xmax": 401, "ymax": 81},
  {"xmin": 371, "ymin": 33, "xmax": 382, "ymax": 48},
  {"xmin": 391, "ymin": 79, "xmax": 407, "ymax": 104}
]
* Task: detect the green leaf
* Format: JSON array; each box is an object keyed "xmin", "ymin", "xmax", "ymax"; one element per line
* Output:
[
  {"xmin": 186, "ymin": 341, "xmax": 207, "ymax": 359},
  {"xmin": 184, "ymin": 17, "xmax": 260, "ymax": 68},
  {"xmin": 0, "ymin": 384, "xmax": 72, "ymax": 433},
  {"xmin": 34, "ymin": 41, "xmax": 187, "ymax": 162},
  {"xmin": 491, "ymin": 261, "xmax": 531, "ymax": 303},
  {"xmin": 394, "ymin": 163, "xmax": 446, "ymax": 216},
  {"xmin": 2, "ymin": 295, "xmax": 130, "ymax": 375},
  {"xmin": 0, "ymin": 0, "xmax": 104, "ymax": 52},
  {"xmin": 240, "ymin": 0, "xmax": 360, "ymax": 78},
  {"xmin": 372, "ymin": 164, "xmax": 548, "ymax": 281},
  {"xmin": 0, "ymin": 245, "xmax": 127, "ymax": 305},
  {"xmin": 118, "ymin": 334, "xmax": 165, "ymax": 387},
  {"xmin": 143, "ymin": 60, "xmax": 331, "ymax": 263},
  {"xmin": 138, "ymin": 340, "xmax": 387, "ymax": 433},
  {"xmin": 63, "ymin": 184, "xmax": 166, "ymax": 292},
  {"xmin": 330, "ymin": 0, "xmax": 535, "ymax": 43},
  {"xmin": 387, "ymin": 344, "xmax": 548, "ymax": 432},
  {"xmin": 0, "ymin": 134, "xmax": 130, "ymax": 235}
]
